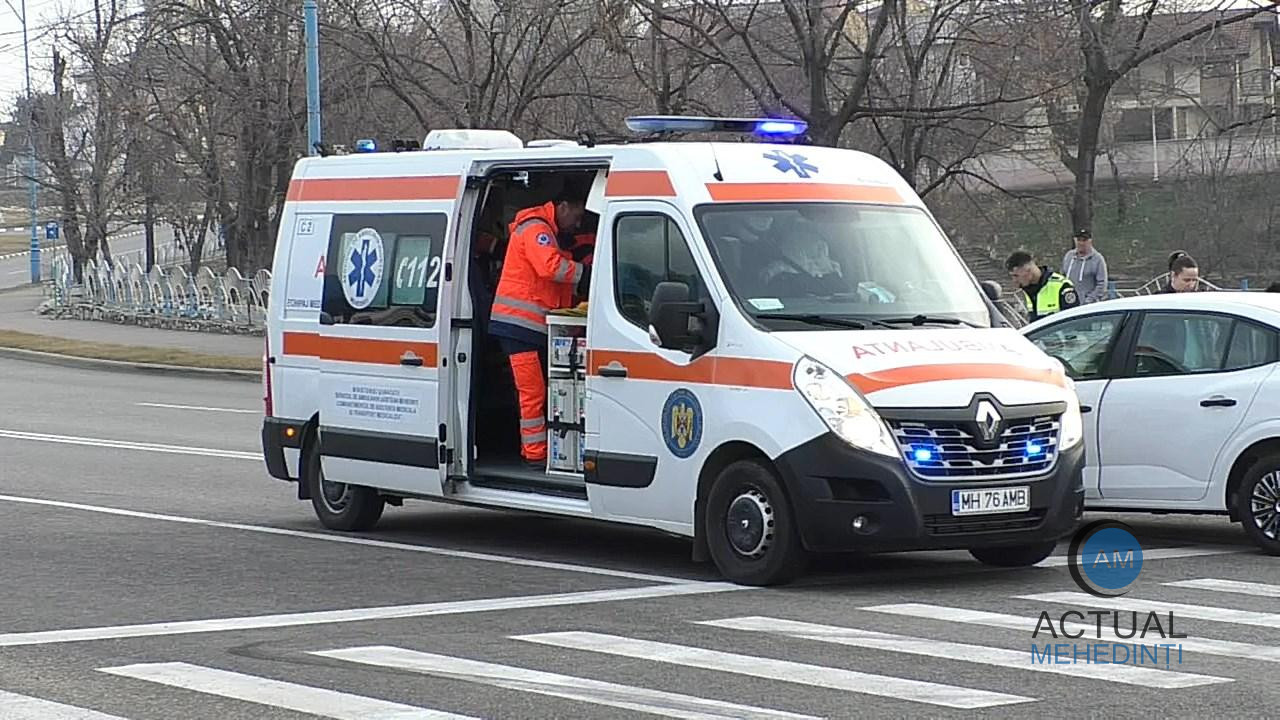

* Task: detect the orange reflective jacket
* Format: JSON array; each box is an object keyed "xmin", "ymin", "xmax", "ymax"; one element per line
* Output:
[{"xmin": 490, "ymin": 202, "xmax": 587, "ymax": 344}]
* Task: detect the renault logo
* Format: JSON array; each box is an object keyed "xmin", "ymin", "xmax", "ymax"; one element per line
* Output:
[{"xmin": 975, "ymin": 400, "xmax": 1002, "ymax": 442}]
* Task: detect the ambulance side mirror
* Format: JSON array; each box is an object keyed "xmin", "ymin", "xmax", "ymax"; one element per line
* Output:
[
  {"xmin": 980, "ymin": 280, "xmax": 1003, "ymax": 303},
  {"xmin": 649, "ymin": 281, "xmax": 705, "ymax": 352}
]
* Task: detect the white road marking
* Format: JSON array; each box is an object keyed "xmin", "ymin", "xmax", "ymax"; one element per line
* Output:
[
  {"xmin": 1017, "ymin": 592, "xmax": 1280, "ymax": 630},
  {"xmin": 0, "ymin": 690, "xmax": 130, "ymax": 719},
  {"xmin": 1034, "ymin": 545, "xmax": 1248, "ymax": 567},
  {"xmin": 1163, "ymin": 578, "xmax": 1280, "ymax": 598},
  {"xmin": 700, "ymin": 616, "xmax": 1229, "ymax": 688},
  {"xmin": 0, "ymin": 493, "xmax": 701, "ymax": 584},
  {"xmin": 0, "ymin": 584, "xmax": 738, "ymax": 648},
  {"xmin": 0, "ymin": 429, "xmax": 259, "ymax": 460},
  {"xmin": 135, "ymin": 402, "xmax": 259, "ymax": 414},
  {"xmin": 865, "ymin": 602, "xmax": 1280, "ymax": 664},
  {"xmin": 514, "ymin": 631, "xmax": 1034, "ymax": 709},
  {"xmin": 314, "ymin": 645, "xmax": 818, "ymax": 720},
  {"xmin": 100, "ymin": 662, "xmax": 474, "ymax": 719}
]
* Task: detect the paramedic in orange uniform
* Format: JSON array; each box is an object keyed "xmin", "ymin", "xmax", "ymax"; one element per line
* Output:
[{"xmin": 489, "ymin": 194, "xmax": 591, "ymax": 466}]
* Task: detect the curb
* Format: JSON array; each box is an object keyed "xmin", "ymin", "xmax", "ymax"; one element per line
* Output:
[{"xmin": 0, "ymin": 345, "xmax": 261, "ymax": 383}]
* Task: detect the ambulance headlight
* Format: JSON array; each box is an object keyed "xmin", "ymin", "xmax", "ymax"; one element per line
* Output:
[
  {"xmin": 1059, "ymin": 383, "xmax": 1084, "ymax": 450},
  {"xmin": 793, "ymin": 356, "xmax": 897, "ymax": 458}
]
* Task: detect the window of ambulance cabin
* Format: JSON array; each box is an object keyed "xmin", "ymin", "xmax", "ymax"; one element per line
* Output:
[
  {"xmin": 1025, "ymin": 312, "xmax": 1123, "ymax": 381},
  {"xmin": 321, "ymin": 213, "xmax": 448, "ymax": 327},
  {"xmin": 613, "ymin": 214, "xmax": 709, "ymax": 330},
  {"xmin": 1132, "ymin": 312, "xmax": 1233, "ymax": 377}
]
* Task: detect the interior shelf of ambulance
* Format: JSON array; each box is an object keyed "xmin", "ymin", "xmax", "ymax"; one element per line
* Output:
[{"xmin": 462, "ymin": 167, "xmax": 596, "ymax": 500}]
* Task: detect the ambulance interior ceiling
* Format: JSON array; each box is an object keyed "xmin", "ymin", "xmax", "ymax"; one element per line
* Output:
[{"xmin": 481, "ymin": 169, "xmax": 599, "ymax": 242}]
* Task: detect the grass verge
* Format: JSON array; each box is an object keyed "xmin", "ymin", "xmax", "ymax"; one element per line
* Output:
[{"xmin": 0, "ymin": 329, "xmax": 260, "ymax": 371}]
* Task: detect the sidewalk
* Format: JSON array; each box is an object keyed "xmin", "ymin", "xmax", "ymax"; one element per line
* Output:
[{"xmin": 0, "ymin": 285, "xmax": 261, "ymax": 379}]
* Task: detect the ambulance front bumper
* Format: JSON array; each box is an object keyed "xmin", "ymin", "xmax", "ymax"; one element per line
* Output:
[{"xmin": 774, "ymin": 432, "xmax": 1085, "ymax": 553}]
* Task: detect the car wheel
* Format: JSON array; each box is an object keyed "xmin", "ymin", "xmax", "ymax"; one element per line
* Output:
[
  {"xmin": 1234, "ymin": 452, "xmax": 1280, "ymax": 555},
  {"xmin": 704, "ymin": 459, "xmax": 809, "ymax": 586},
  {"xmin": 969, "ymin": 541, "xmax": 1058, "ymax": 567},
  {"xmin": 305, "ymin": 437, "xmax": 384, "ymax": 531}
]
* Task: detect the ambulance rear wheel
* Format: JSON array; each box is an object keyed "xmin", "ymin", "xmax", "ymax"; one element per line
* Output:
[
  {"xmin": 705, "ymin": 460, "xmax": 808, "ymax": 586},
  {"xmin": 304, "ymin": 439, "xmax": 384, "ymax": 531}
]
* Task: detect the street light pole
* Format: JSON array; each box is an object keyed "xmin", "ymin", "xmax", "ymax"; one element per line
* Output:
[
  {"xmin": 20, "ymin": 0, "xmax": 40, "ymax": 282},
  {"xmin": 303, "ymin": 0, "xmax": 321, "ymax": 155}
]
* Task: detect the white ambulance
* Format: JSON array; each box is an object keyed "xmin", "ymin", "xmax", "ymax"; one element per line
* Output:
[{"xmin": 261, "ymin": 116, "xmax": 1086, "ymax": 586}]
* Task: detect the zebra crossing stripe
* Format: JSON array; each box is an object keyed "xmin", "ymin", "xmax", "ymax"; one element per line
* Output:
[
  {"xmin": 98, "ymin": 662, "xmax": 474, "ymax": 719},
  {"xmin": 1034, "ymin": 545, "xmax": 1246, "ymax": 567},
  {"xmin": 1163, "ymin": 578, "xmax": 1280, "ymax": 598},
  {"xmin": 864, "ymin": 603, "xmax": 1280, "ymax": 664},
  {"xmin": 313, "ymin": 645, "xmax": 819, "ymax": 720},
  {"xmin": 0, "ymin": 690, "xmax": 130, "ymax": 719},
  {"xmin": 698, "ymin": 616, "xmax": 1228, "ymax": 689},
  {"xmin": 513, "ymin": 631, "xmax": 1034, "ymax": 709},
  {"xmin": 1017, "ymin": 592, "xmax": 1280, "ymax": 629}
]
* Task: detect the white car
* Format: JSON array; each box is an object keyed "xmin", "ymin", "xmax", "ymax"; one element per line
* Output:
[{"xmin": 1021, "ymin": 291, "xmax": 1280, "ymax": 554}]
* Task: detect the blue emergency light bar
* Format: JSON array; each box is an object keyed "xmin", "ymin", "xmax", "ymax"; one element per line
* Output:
[
  {"xmin": 625, "ymin": 115, "xmax": 809, "ymax": 138},
  {"xmin": 355, "ymin": 138, "xmax": 377, "ymax": 152}
]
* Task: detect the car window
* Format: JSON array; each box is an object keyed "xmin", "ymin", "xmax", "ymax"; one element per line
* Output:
[
  {"xmin": 1224, "ymin": 321, "xmax": 1278, "ymax": 371},
  {"xmin": 1025, "ymin": 313, "xmax": 1123, "ymax": 380},
  {"xmin": 613, "ymin": 214, "xmax": 709, "ymax": 330},
  {"xmin": 1133, "ymin": 312, "xmax": 1232, "ymax": 376},
  {"xmin": 321, "ymin": 212, "xmax": 448, "ymax": 327}
]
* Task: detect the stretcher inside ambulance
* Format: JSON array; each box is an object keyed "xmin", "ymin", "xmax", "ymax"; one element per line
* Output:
[{"xmin": 261, "ymin": 117, "xmax": 1086, "ymax": 586}]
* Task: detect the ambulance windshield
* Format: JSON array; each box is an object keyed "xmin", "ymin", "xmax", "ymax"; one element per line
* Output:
[{"xmin": 695, "ymin": 203, "xmax": 992, "ymax": 330}]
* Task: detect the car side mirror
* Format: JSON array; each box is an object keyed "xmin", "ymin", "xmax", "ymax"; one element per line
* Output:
[
  {"xmin": 648, "ymin": 281, "xmax": 705, "ymax": 352},
  {"xmin": 980, "ymin": 280, "xmax": 1003, "ymax": 302}
]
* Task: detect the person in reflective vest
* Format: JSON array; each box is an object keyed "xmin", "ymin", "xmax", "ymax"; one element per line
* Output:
[
  {"xmin": 489, "ymin": 195, "xmax": 591, "ymax": 466},
  {"xmin": 1006, "ymin": 250, "xmax": 1079, "ymax": 322}
]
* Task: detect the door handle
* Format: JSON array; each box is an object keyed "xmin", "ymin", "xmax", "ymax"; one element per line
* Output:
[
  {"xmin": 1200, "ymin": 396, "xmax": 1237, "ymax": 408},
  {"xmin": 400, "ymin": 351, "xmax": 424, "ymax": 367},
  {"xmin": 597, "ymin": 363, "xmax": 628, "ymax": 378}
]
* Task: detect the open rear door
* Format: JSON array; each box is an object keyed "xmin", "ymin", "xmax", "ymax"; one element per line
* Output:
[{"xmin": 315, "ymin": 193, "xmax": 460, "ymax": 498}]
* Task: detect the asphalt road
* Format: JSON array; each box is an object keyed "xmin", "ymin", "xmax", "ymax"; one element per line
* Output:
[
  {"xmin": 0, "ymin": 356, "xmax": 1277, "ymax": 719},
  {"xmin": 0, "ymin": 225, "xmax": 176, "ymax": 290}
]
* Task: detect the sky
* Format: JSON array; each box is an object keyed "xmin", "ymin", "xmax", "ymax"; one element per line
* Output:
[{"xmin": 0, "ymin": 0, "xmax": 83, "ymax": 111}]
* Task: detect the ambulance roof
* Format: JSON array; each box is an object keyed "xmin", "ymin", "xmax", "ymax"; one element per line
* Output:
[{"xmin": 287, "ymin": 140, "xmax": 922, "ymax": 209}]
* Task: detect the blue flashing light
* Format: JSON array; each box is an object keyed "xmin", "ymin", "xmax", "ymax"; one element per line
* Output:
[
  {"xmin": 355, "ymin": 138, "xmax": 377, "ymax": 153},
  {"xmin": 625, "ymin": 115, "xmax": 809, "ymax": 139},
  {"xmin": 912, "ymin": 446, "xmax": 934, "ymax": 463},
  {"xmin": 1026, "ymin": 442, "xmax": 1043, "ymax": 456},
  {"xmin": 755, "ymin": 119, "xmax": 806, "ymax": 136}
]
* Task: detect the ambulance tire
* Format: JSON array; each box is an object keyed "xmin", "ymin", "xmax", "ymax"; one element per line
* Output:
[
  {"xmin": 968, "ymin": 541, "xmax": 1057, "ymax": 567},
  {"xmin": 705, "ymin": 460, "xmax": 808, "ymax": 586},
  {"xmin": 304, "ymin": 440, "xmax": 384, "ymax": 531}
]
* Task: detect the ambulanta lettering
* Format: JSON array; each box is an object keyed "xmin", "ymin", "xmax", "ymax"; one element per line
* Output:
[
  {"xmin": 334, "ymin": 385, "xmax": 419, "ymax": 421},
  {"xmin": 851, "ymin": 338, "xmax": 1025, "ymax": 359}
]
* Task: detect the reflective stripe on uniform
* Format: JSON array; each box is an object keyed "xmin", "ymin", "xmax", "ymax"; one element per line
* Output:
[
  {"xmin": 553, "ymin": 258, "xmax": 575, "ymax": 282},
  {"xmin": 490, "ymin": 309, "xmax": 547, "ymax": 335},
  {"xmin": 494, "ymin": 295, "xmax": 548, "ymax": 317},
  {"xmin": 520, "ymin": 431, "xmax": 547, "ymax": 443},
  {"xmin": 569, "ymin": 263, "xmax": 584, "ymax": 285},
  {"xmin": 519, "ymin": 417, "xmax": 544, "ymax": 430}
]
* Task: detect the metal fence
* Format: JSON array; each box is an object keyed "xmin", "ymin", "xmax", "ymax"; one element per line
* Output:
[{"xmin": 41, "ymin": 241, "xmax": 271, "ymax": 335}]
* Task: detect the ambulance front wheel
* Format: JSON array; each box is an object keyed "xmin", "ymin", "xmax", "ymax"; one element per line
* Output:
[
  {"xmin": 304, "ymin": 439, "xmax": 384, "ymax": 531},
  {"xmin": 705, "ymin": 459, "xmax": 809, "ymax": 586}
]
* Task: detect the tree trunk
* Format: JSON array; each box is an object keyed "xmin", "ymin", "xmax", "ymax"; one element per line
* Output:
[
  {"xmin": 42, "ymin": 50, "xmax": 86, "ymax": 283},
  {"xmin": 1070, "ymin": 85, "xmax": 1110, "ymax": 232}
]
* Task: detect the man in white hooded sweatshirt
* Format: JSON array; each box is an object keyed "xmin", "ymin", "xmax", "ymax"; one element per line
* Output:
[{"xmin": 1062, "ymin": 228, "xmax": 1109, "ymax": 304}]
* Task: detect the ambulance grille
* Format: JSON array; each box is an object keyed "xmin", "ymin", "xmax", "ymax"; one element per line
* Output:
[{"xmin": 890, "ymin": 415, "xmax": 1060, "ymax": 480}]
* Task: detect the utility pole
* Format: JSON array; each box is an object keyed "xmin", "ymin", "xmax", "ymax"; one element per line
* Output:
[
  {"xmin": 20, "ymin": 0, "xmax": 40, "ymax": 282},
  {"xmin": 303, "ymin": 0, "xmax": 321, "ymax": 155}
]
